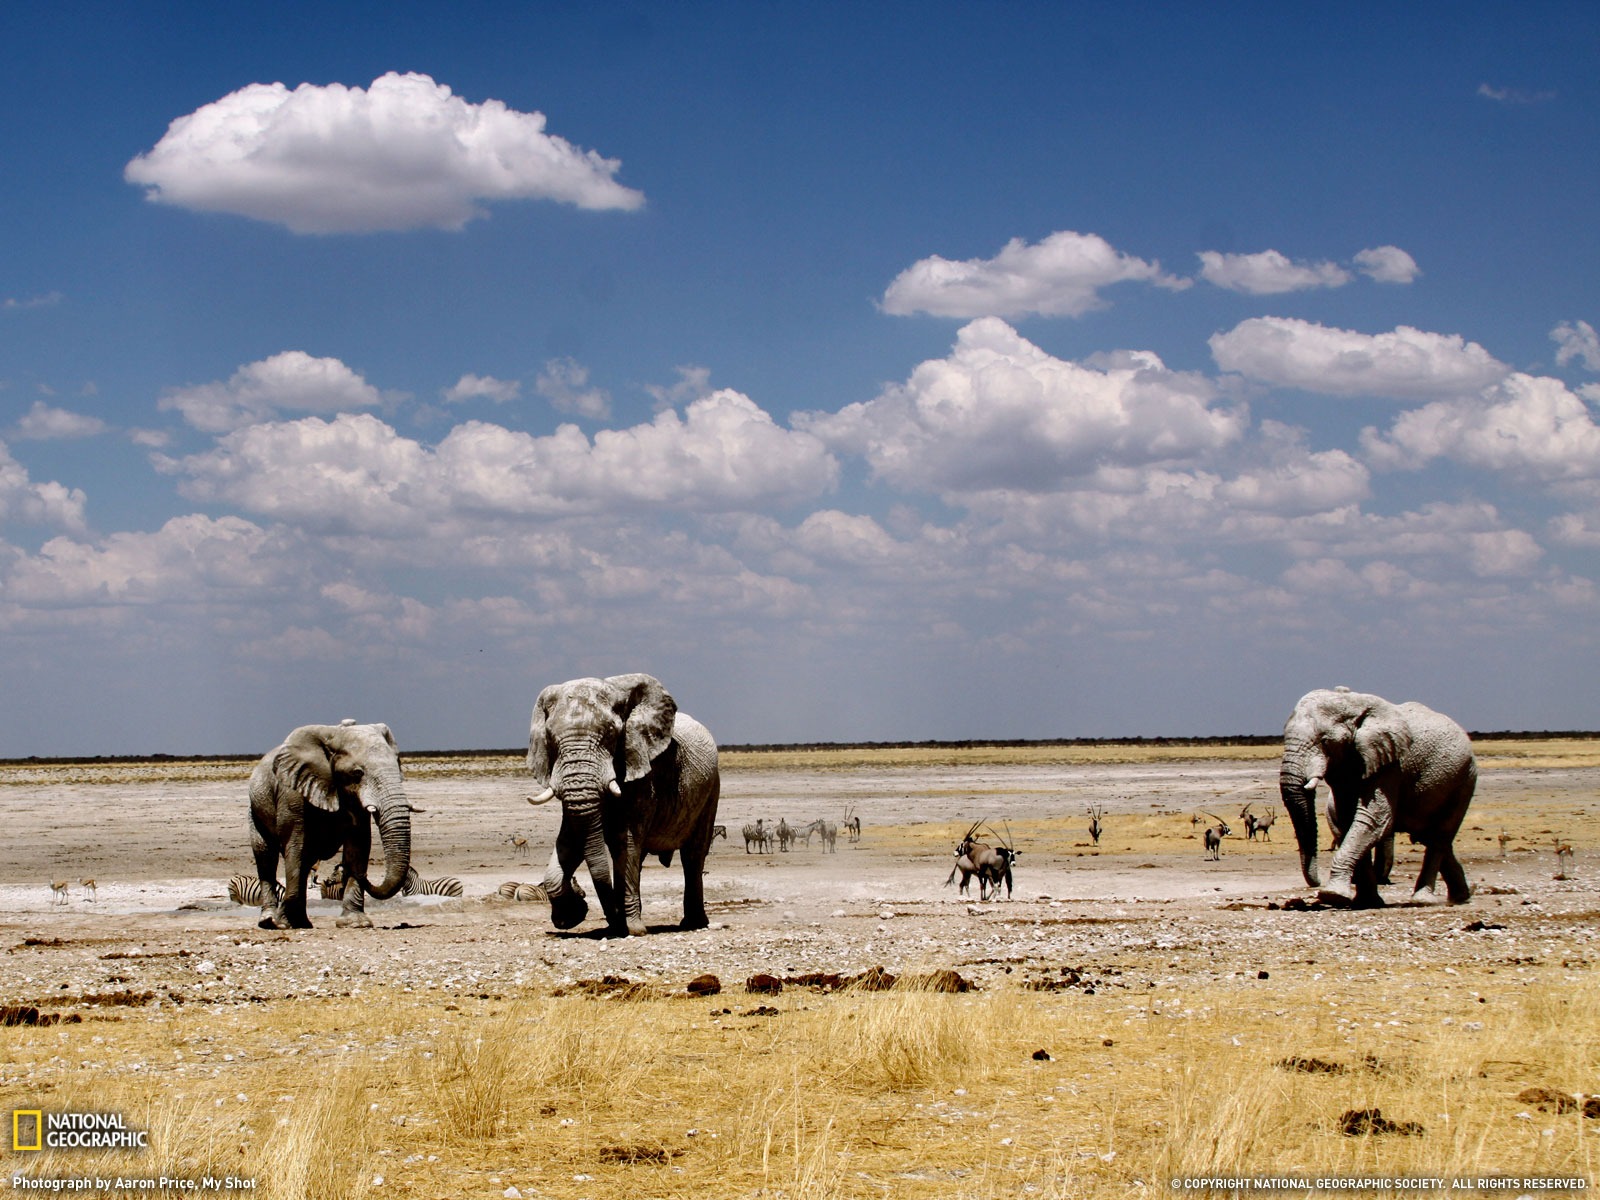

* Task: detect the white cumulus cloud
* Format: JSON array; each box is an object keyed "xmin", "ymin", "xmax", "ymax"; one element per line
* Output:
[
  {"xmin": 0, "ymin": 440, "xmax": 87, "ymax": 531},
  {"xmin": 1354, "ymin": 245, "xmax": 1421, "ymax": 284},
  {"xmin": 442, "ymin": 374, "xmax": 520, "ymax": 404},
  {"xmin": 159, "ymin": 351, "xmax": 385, "ymax": 433},
  {"xmin": 1552, "ymin": 320, "xmax": 1600, "ymax": 372},
  {"xmin": 1361, "ymin": 373, "xmax": 1600, "ymax": 482},
  {"xmin": 12, "ymin": 401, "xmax": 108, "ymax": 441},
  {"xmin": 164, "ymin": 391, "xmax": 838, "ymax": 529},
  {"xmin": 880, "ymin": 231, "xmax": 1188, "ymax": 319},
  {"xmin": 124, "ymin": 72, "xmax": 644, "ymax": 234},
  {"xmin": 1209, "ymin": 317, "xmax": 1511, "ymax": 398},
  {"xmin": 798, "ymin": 318, "xmax": 1245, "ymax": 492},
  {"xmin": 1197, "ymin": 249, "xmax": 1351, "ymax": 294},
  {"xmin": 535, "ymin": 357, "xmax": 610, "ymax": 419}
]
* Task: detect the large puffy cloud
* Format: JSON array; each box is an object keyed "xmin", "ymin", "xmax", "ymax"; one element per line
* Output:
[
  {"xmin": 1353, "ymin": 245, "xmax": 1421, "ymax": 284},
  {"xmin": 124, "ymin": 72, "xmax": 644, "ymax": 234},
  {"xmin": 159, "ymin": 351, "xmax": 386, "ymax": 433},
  {"xmin": 163, "ymin": 390, "xmax": 838, "ymax": 529},
  {"xmin": 798, "ymin": 318, "xmax": 1245, "ymax": 492},
  {"xmin": 0, "ymin": 440, "xmax": 87, "ymax": 531},
  {"xmin": 1209, "ymin": 317, "xmax": 1511, "ymax": 397},
  {"xmin": 880, "ymin": 231, "xmax": 1188, "ymax": 319},
  {"xmin": 1197, "ymin": 249, "xmax": 1351, "ymax": 294},
  {"xmin": 1362, "ymin": 373, "xmax": 1600, "ymax": 482}
]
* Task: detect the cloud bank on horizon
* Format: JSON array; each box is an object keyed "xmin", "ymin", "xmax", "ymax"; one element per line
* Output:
[{"xmin": 2, "ymin": 13, "xmax": 1597, "ymax": 754}]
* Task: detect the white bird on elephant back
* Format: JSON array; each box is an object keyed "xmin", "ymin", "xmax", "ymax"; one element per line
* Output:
[
  {"xmin": 524, "ymin": 674, "xmax": 720, "ymax": 937},
  {"xmin": 1279, "ymin": 687, "xmax": 1478, "ymax": 909}
]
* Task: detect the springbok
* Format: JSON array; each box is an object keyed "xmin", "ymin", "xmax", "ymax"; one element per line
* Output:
[
  {"xmin": 507, "ymin": 834, "xmax": 530, "ymax": 861},
  {"xmin": 1554, "ymin": 836, "xmax": 1574, "ymax": 880},
  {"xmin": 49, "ymin": 880, "xmax": 70, "ymax": 906},
  {"xmin": 78, "ymin": 877, "xmax": 97, "ymax": 902}
]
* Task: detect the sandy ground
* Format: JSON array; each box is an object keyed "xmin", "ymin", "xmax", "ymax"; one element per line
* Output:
[{"xmin": 0, "ymin": 754, "xmax": 1595, "ymax": 1005}]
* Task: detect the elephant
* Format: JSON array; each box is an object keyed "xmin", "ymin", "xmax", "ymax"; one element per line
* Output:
[
  {"xmin": 524, "ymin": 674, "xmax": 720, "ymax": 937},
  {"xmin": 1279, "ymin": 687, "xmax": 1477, "ymax": 908},
  {"xmin": 248, "ymin": 720, "xmax": 414, "ymax": 929}
]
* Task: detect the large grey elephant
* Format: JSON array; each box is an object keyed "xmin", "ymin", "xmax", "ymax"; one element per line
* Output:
[
  {"xmin": 1279, "ymin": 687, "xmax": 1477, "ymax": 908},
  {"xmin": 525, "ymin": 674, "xmax": 720, "ymax": 936},
  {"xmin": 248, "ymin": 720, "xmax": 413, "ymax": 929}
]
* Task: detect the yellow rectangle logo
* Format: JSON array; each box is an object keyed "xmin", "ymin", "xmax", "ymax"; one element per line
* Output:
[{"xmin": 13, "ymin": 1109, "xmax": 42, "ymax": 1151}]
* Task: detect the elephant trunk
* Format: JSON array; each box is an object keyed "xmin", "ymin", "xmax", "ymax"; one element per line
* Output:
[
  {"xmin": 358, "ymin": 770, "xmax": 412, "ymax": 900},
  {"xmin": 536, "ymin": 737, "xmax": 616, "ymax": 929},
  {"xmin": 1280, "ymin": 739, "xmax": 1323, "ymax": 888}
]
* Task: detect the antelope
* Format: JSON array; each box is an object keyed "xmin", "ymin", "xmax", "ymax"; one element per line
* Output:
[
  {"xmin": 844, "ymin": 805, "xmax": 861, "ymax": 843},
  {"xmin": 1087, "ymin": 804, "xmax": 1105, "ymax": 846},
  {"xmin": 944, "ymin": 821, "xmax": 1017, "ymax": 900},
  {"xmin": 1201, "ymin": 813, "xmax": 1230, "ymax": 860},
  {"xmin": 507, "ymin": 834, "xmax": 530, "ymax": 861},
  {"xmin": 1240, "ymin": 803, "xmax": 1278, "ymax": 841},
  {"xmin": 78, "ymin": 877, "xmax": 97, "ymax": 902},
  {"xmin": 1497, "ymin": 830, "xmax": 1511, "ymax": 857},
  {"xmin": 49, "ymin": 879, "xmax": 70, "ymax": 906},
  {"xmin": 1554, "ymin": 836, "xmax": 1574, "ymax": 881}
]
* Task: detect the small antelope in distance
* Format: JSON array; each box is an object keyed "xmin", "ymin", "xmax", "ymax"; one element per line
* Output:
[
  {"xmin": 507, "ymin": 834, "xmax": 530, "ymax": 861},
  {"xmin": 843, "ymin": 805, "xmax": 861, "ymax": 843},
  {"xmin": 1554, "ymin": 836, "xmax": 1574, "ymax": 880},
  {"xmin": 1201, "ymin": 812, "xmax": 1230, "ymax": 860},
  {"xmin": 944, "ymin": 820, "xmax": 1017, "ymax": 900},
  {"xmin": 1240, "ymin": 803, "xmax": 1278, "ymax": 841},
  {"xmin": 1498, "ymin": 830, "xmax": 1511, "ymax": 857},
  {"xmin": 49, "ymin": 879, "xmax": 70, "ymax": 906},
  {"xmin": 78, "ymin": 877, "xmax": 97, "ymax": 902},
  {"xmin": 1086, "ymin": 804, "xmax": 1105, "ymax": 846}
]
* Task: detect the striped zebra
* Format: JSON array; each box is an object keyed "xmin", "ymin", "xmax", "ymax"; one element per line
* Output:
[
  {"xmin": 228, "ymin": 875, "xmax": 283, "ymax": 907},
  {"xmin": 401, "ymin": 867, "xmax": 463, "ymax": 898},
  {"xmin": 496, "ymin": 880, "xmax": 522, "ymax": 900}
]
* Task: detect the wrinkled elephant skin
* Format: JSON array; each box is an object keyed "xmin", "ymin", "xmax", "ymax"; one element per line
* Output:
[
  {"xmin": 248, "ymin": 721, "xmax": 413, "ymax": 930},
  {"xmin": 525, "ymin": 674, "xmax": 720, "ymax": 937},
  {"xmin": 1279, "ymin": 687, "xmax": 1477, "ymax": 908}
]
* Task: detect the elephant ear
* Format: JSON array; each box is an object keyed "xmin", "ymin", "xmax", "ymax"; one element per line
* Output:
[
  {"xmin": 526, "ymin": 686, "xmax": 560, "ymax": 787},
  {"xmin": 1353, "ymin": 700, "xmax": 1410, "ymax": 779},
  {"xmin": 607, "ymin": 673, "xmax": 677, "ymax": 783},
  {"xmin": 274, "ymin": 726, "xmax": 340, "ymax": 812}
]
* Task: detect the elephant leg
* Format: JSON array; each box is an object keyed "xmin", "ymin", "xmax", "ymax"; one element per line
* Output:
[
  {"xmin": 1438, "ymin": 846, "xmax": 1472, "ymax": 905},
  {"xmin": 613, "ymin": 825, "xmax": 647, "ymax": 937},
  {"xmin": 279, "ymin": 832, "xmax": 312, "ymax": 928},
  {"xmin": 1322, "ymin": 793, "xmax": 1393, "ymax": 907},
  {"xmin": 1375, "ymin": 832, "xmax": 1395, "ymax": 885},
  {"xmin": 252, "ymin": 840, "xmax": 287, "ymax": 931},
  {"xmin": 336, "ymin": 823, "xmax": 374, "ymax": 929}
]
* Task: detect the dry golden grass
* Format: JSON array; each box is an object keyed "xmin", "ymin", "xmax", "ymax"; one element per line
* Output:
[{"xmin": 5, "ymin": 962, "xmax": 1595, "ymax": 1198}]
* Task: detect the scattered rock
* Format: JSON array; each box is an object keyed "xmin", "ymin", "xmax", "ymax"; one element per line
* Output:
[
  {"xmin": 1462, "ymin": 919, "xmax": 1506, "ymax": 931},
  {"xmin": 1032, "ymin": 1049, "xmax": 1053, "ymax": 1061}
]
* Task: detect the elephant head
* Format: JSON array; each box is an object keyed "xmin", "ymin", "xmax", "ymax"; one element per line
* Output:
[
  {"xmin": 525, "ymin": 675, "xmax": 677, "ymax": 930},
  {"xmin": 276, "ymin": 721, "xmax": 412, "ymax": 900},
  {"xmin": 1279, "ymin": 687, "xmax": 1410, "ymax": 889}
]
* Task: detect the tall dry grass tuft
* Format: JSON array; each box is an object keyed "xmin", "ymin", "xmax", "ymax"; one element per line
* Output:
[
  {"xmin": 825, "ymin": 977, "xmax": 1011, "ymax": 1091},
  {"xmin": 251, "ymin": 1060, "xmax": 381, "ymax": 1200},
  {"xmin": 424, "ymin": 1003, "xmax": 532, "ymax": 1141}
]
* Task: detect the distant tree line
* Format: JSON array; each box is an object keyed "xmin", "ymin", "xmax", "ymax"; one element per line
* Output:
[{"xmin": 4, "ymin": 729, "xmax": 1595, "ymax": 768}]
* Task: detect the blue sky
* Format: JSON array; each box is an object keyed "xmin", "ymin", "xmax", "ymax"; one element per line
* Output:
[{"xmin": 2, "ymin": 3, "xmax": 1597, "ymax": 755}]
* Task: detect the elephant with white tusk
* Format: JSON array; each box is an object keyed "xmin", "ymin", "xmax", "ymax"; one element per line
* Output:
[
  {"xmin": 248, "ymin": 720, "xmax": 414, "ymax": 930},
  {"xmin": 1279, "ymin": 687, "xmax": 1477, "ymax": 908},
  {"xmin": 524, "ymin": 674, "xmax": 720, "ymax": 937}
]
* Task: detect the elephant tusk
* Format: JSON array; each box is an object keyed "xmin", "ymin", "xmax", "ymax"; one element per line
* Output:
[
  {"xmin": 607, "ymin": 780, "xmax": 622, "ymax": 798},
  {"xmin": 1303, "ymin": 777, "xmax": 1323, "ymax": 795},
  {"xmin": 405, "ymin": 804, "xmax": 426, "ymax": 813},
  {"xmin": 364, "ymin": 803, "xmax": 380, "ymax": 815},
  {"xmin": 527, "ymin": 788, "xmax": 556, "ymax": 806}
]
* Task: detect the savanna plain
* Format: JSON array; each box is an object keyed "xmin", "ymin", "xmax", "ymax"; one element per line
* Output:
[{"xmin": 0, "ymin": 740, "xmax": 1596, "ymax": 1199}]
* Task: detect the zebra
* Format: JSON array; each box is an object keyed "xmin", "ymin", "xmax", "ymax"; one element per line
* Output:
[
  {"xmin": 78, "ymin": 877, "xmax": 97, "ymax": 902},
  {"xmin": 711, "ymin": 824, "xmax": 727, "ymax": 842},
  {"xmin": 400, "ymin": 867, "xmax": 463, "ymax": 898},
  {"xmin": 775, "ymin": 817, "xmax": 795, "ymax": 852},
  {"xmin": 496, "ymin": 880, "xmax": 522, "ymax": 900},
  {"xmin": 743, "ymin": 819, "xmax": 771, "ymax": 854},
  {"xmin": 804, "ymin": 819, "xmax": 838, "ymax": 853},
  {"xmin": 228, "ymin": 874, "xmax": 284, "ymax": 907},
  {"xmin": 49, "ymin": 880, "xmax": 70, "ymax": 906},
  {"xmin": 513, "ymin": 883, "xmax": 544, "ymax": 902}
]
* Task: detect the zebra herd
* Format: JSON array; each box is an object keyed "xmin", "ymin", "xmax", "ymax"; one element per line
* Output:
[
  {"xmin": 739, "ymin": 814, "xmax": 860, "ymax": 854},
  {"xmin": 225, "ymin": 865, "xmax": 462, "ymax": 909}
]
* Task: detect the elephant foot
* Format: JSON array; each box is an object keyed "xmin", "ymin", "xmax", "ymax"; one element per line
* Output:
[
  {"xmin": 626, "ymin": 918, "xmax": 647, "ymax": 937},
  {"xmin": 679, "ymin": 913, "xmax": 709, "ymax": 931},
  {"xmin": 1317, "ymin": 879, "xmax": 1358, "ymax": 906},
  {"xmin": 258, "ymin": 914, "xmax": 288, "ymax": 931},
  {"xmin": 1408, "ymin": 888, "xmax": 1445, "ymax": 906},
  {"xmin": 335, "ymin": 912, "xmax": 373, "ymax": 929}
]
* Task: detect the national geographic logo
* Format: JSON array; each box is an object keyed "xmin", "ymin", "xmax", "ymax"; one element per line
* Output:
[{"xmin": 11, "ymin": 1110, "xmax": 149, "ymax": 1150}]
